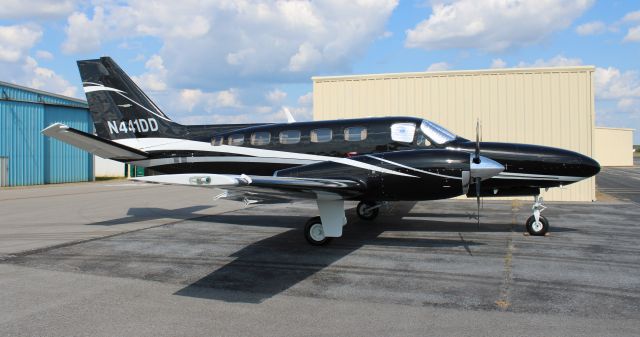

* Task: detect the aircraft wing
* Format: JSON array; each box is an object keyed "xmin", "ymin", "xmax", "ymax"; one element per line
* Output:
[
  {"xmin": 132, "ymin": 173, "xmax": 365, "ymax": 203},
  {"xmin": 42, "ymin": 123, "xmax": 148, "ymax": 160}
]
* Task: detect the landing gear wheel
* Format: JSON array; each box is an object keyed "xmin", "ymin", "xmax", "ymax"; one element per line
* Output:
[
  {"xmin": 304, "ymin": 216, "xmax": 332, "ymax": 246},
  {"xmin": 356, "ymin": 201, "xmax": 379, "ymax": 221},
  {"xmin": 526, "ymin": 215, "xmax": 549, "ymax": 236}
]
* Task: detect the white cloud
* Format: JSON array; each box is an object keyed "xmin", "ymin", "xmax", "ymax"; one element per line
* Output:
[
  {"xmin": 176, "ymin": 88, "xmax": 241, "ymax": 113},
  {"xmin": 62, "ymin": 7, "xmax": 105, "ymax": 54},
  {"xmin": 517, "ymin": 55, "xmax": 583, "ymax": 68},
  {"xmin": 0, "ymin": 0, "xmax": 77, "ymax": 19},
  {"xmin": 21, "ymin": 57, "xmax": 77, "ymax": 97},
  {"xmin": 622, "ymin": 10, "xmax": 640, "ymax": 23},
  {"xmin": 624, "ymin": 26, "xmax": 640, "ymax": 42},
  {"xmin": 617, "ymin": 98, "xmax": 640, "ymax": 114},
  {"xmin": 0, "ymin": 24, "xmax": 42, "ymax": 62},
  {"xmin": 35, "ymin": 50, "xmax": 54, "ymax": 60},
  {"xmin": 595, "ymin": 67, "xmax": 640, "ymax": 100},
  {"xmin": 426, "ymin": 62, "xmax": 450, "ymax": 71},
  {"xmin": 61, "ymin": 0, "xmax": 398, "ymax": 87},
  {"xmin": 576, "ymin": 21, "xmax": 606, "ymax": 35},
  {"xmin": 132, "ymin": 54, "xmax": 168, "ymax": 91},
  {"xmin": 491, "ymin": 58, "xmax": 507, "ymax": 68},
  {"xmin": 298, "ymin": 92, "xmax": 313, "ymax": 106},
  {"xmin": 266, "ymin": 89, "xmax": 287, "ymax": 104},
  {"xmin": 405, "ymin": 0, "xmax": 594, "ymax": 52}
]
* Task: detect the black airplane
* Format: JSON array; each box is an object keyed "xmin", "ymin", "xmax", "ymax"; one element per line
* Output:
[{"xmin": 43, "ymin": 57, "xmax": 600, "ymax": 245}]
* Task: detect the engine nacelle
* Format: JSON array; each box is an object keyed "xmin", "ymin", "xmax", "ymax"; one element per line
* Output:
[{"xmin": 276, "ymin": 149, "xmax": 472, "ymax": 201}]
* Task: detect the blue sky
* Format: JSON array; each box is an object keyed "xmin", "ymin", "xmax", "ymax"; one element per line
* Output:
[{"xmin": 1, "ymin": 1, "xmax": 639, "ymax": 141}]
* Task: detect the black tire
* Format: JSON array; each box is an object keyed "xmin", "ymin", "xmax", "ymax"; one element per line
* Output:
[
  {"xmin": 356, "ymin": 201, "xmax": 379, "ymax": 221},
  {"xmin": 304, "ymin": 216, "xmax": 332, "ymax": 246},
  {"xmin": 526, "ymin": 215, "xmax": 549, "ymax": 236}
]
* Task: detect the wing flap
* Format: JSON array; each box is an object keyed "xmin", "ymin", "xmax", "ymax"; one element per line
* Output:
[{"xmin": 42, "ymin": 123, "xmax": 148, "ymax": 160}]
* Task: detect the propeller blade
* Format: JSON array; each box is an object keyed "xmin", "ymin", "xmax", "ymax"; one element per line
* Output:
[
  {"xmin": 474, "ymin": 119, "xmax": 481, "ymax": 164},
  {"xmin": 475, "ymin": 177, "xmax": 481, "ymax": 229}
]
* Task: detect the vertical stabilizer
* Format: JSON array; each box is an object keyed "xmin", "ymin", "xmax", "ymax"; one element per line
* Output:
[{"xmin": 78, "ymin": 57, "xmax": 186, "ymax": 140}]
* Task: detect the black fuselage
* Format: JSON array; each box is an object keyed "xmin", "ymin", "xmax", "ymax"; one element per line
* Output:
[{"xmin": 125, "ymin": 116, "xmax": 600, "ymax": 201}]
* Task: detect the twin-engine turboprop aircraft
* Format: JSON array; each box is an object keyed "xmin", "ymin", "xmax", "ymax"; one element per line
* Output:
[{"xmin": 43, "ymin": 57, "xmax": 600, "ymax": 245}]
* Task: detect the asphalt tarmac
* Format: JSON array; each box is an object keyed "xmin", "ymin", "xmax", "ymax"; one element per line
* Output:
[
  {"xmin": 1, "ymin": 177, "xmax": 639, "ymax": 336},
  {"xmin": 596, "ymin": 158, "xmax": 640, "ymax": 205}
]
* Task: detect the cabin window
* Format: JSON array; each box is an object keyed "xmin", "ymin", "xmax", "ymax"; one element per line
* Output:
[
  {"xmin": 344, "ymin": 126, "xmax": 367, "ymax": 141},
  {"xmin": 310, "ymin": 128, "xmax": 332, "ymax": 143},
  {"xmin": 390, "ymin": 123, "xmax": 416, "ymax": 143},
  {"xmin": 420, "ymin": 120, "xmax": 456, "ymax": 145},
  {"xmin": 228, "ymin": 134, "xmax": 244, "ymax": 146},
  {"xmin": 212, "ymin": 136, "xmax": 224, "ymax": 146},
  {"xmin": 251, "ymin": 131, "xmax": 271, "ymax": 146},
  {"xmin": 279, "ymin": 130, "xmax": 301, "ymax": 144}
]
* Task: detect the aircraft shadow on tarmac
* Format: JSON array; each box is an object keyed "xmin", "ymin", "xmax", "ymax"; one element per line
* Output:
[
  {"xmin": 85, "ymin": 205, "xmax": 214, "ymax": 226},
  {"xmin": 172, "ymin": 202, "xmax": 542, "ymax": 304}
]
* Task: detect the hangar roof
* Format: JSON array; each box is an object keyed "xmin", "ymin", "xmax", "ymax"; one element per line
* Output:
[
  {"xmin": 312, "ymin": 66, "xmax": 596, "ymax": 81},
  {"xmin": 0, "ymin": 80, "xmax": 87, "ymax": 108}
]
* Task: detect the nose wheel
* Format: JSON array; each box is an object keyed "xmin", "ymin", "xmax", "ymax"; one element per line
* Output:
[
  {"xmin": 356, "ymin": 201, "xmax": 381, "ymax": 220},
  {"xmin": 526, "ymin": 196, "xmax": 549, "ymax": 236}
]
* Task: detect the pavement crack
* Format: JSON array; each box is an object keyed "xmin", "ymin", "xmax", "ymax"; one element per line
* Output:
[{"xmin": 495, "ymin": 201, "xmax": 519, "ymax": 310}]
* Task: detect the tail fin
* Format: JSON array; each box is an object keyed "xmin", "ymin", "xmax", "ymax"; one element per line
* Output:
[{"xmin": 78, "ymin": 57, "xmax": 186, "ymax": 140}]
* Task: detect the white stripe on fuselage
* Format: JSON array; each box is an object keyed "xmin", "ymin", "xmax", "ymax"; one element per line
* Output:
[
  {"xmin": 115, "ymin": 138, "xmax": 417, "ymax": 178},
  {"xmin": 494, "ymin": 172, "xmax": 584, "ymax": 182},
  {"xmin": 365, "ymin": 154, "xmax": 462, "ymax": 180},
  {"xmin": 130, "ymin": 156, "xmax": 318, "ymax": 167}
]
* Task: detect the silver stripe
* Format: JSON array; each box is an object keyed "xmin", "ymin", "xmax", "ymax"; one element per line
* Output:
[
  {"xmin": 494, "ymin": 172, "xmax": 584, "ymax": 181},
  {"xmin": 114, "ymin": 91, "xmax": 172, "ymax": 122},
  {"xmin": 130, "ymin": 156, "xmax": 318, "ymax": 167},
  {"xmin": 82, "ymin": 82, "xmax": 172, "ymax": 122},
  {"xmin": 365, "ymin": 155, "xmax": 462, "ymax": 180},
  {"xmin": 115, "ymin": 138, "xmax": 417, "ymax": 178}
]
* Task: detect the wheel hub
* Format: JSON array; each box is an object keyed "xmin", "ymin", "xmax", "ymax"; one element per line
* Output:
[
  {"xmin": 309, "ymin": 223, "xmax": 325, "ymax": 242},
  {"xmin": 531, "ymin": 220, "xmax": 543, "ymax": 232}
]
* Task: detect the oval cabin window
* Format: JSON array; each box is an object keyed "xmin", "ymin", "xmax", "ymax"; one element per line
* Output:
[
  {"xmin": 251, "ymin": 132, "xmax": 271, "ymax": 146},
  {"xmin": 344, "ymin": 126, "xmax": 367, "ymax": 141},
  {"xmin": 228, "ymin": 134, "xmax": 244, "ymax": 146},
  {"xmin": 279, "ymin": 130, "xmax": 301, "ymax": 144},
  {"xmin": 310, "ymin": 128, "xmax": 332, "ymax": 143}
]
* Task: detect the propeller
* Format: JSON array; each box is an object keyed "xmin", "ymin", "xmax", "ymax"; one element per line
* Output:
[
  {"xmin": 468, "ymin": 119, "xmax": 503, "ymax": 229},
  {"xmin": 474, "ymin": 119, "xmax": 481, "ymax": 228}
]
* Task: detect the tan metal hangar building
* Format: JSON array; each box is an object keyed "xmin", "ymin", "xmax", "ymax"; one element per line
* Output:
[{"xmin": 312, "ymin": 66, "xmax": 596, "ymax": 202}]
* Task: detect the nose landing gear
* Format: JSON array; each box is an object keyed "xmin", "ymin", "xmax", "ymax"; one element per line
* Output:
[{"xmin": 526, "ymin": 195, "xmax": 549, "ymax": 236}]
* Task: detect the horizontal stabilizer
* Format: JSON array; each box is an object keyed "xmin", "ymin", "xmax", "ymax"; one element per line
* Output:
[{"xmin": 42, "ymin": 123, "xmax": 148, "ymax": 160}]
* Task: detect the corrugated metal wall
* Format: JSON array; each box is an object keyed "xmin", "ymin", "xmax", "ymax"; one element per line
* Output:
[
  {"xmin": 313, "ymin": 66, "xmax": 596, "ymax": 201},
  {"xmin": 594, "ymin": 127, "xmax": 634, "ymax": 167},
  {"xmin": 44, "ymin": 105, "xmax": 93, "ymax": 183},
  {"xmin": 0, "ymin": 82, "xmax": 93, "ymax": 186}
]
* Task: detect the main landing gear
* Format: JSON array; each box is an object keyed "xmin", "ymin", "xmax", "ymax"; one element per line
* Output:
[
  {"xmin": 304, "ymin": 200, "xmax": 382, "ymax": 246},
  {"xmin": 356, "ymin": 201, "xmax": 381, "ymax": 221},
  {"xmin": 525, "ymin": 195, "xmax": 549, "ymax": 236},
  {"xmin": 304, "ymin": 216, "xmax": 332, "ymax": 246}
]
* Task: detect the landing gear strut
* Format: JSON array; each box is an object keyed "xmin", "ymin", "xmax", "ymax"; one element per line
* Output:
[
  {"xmin": 304, "ymin": 216, "xmax": 332, "ymax": 246},
  {"xmin": 525, "ymin": 195, "xmax": 549, "ymax": 236},
  {"xmin": 356, "ymin": 201, "xmax": 381, "ymax": 221}
]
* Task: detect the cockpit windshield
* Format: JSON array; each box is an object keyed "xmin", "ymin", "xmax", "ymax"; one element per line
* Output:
[{"xmin": 420, "ymin": 120, "xmax": 457, "ymax": 145}]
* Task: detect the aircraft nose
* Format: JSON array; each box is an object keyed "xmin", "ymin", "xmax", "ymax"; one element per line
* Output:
[{"xmin": 578, "ymin": 154, "xmax": 600, "ymax": 178}]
